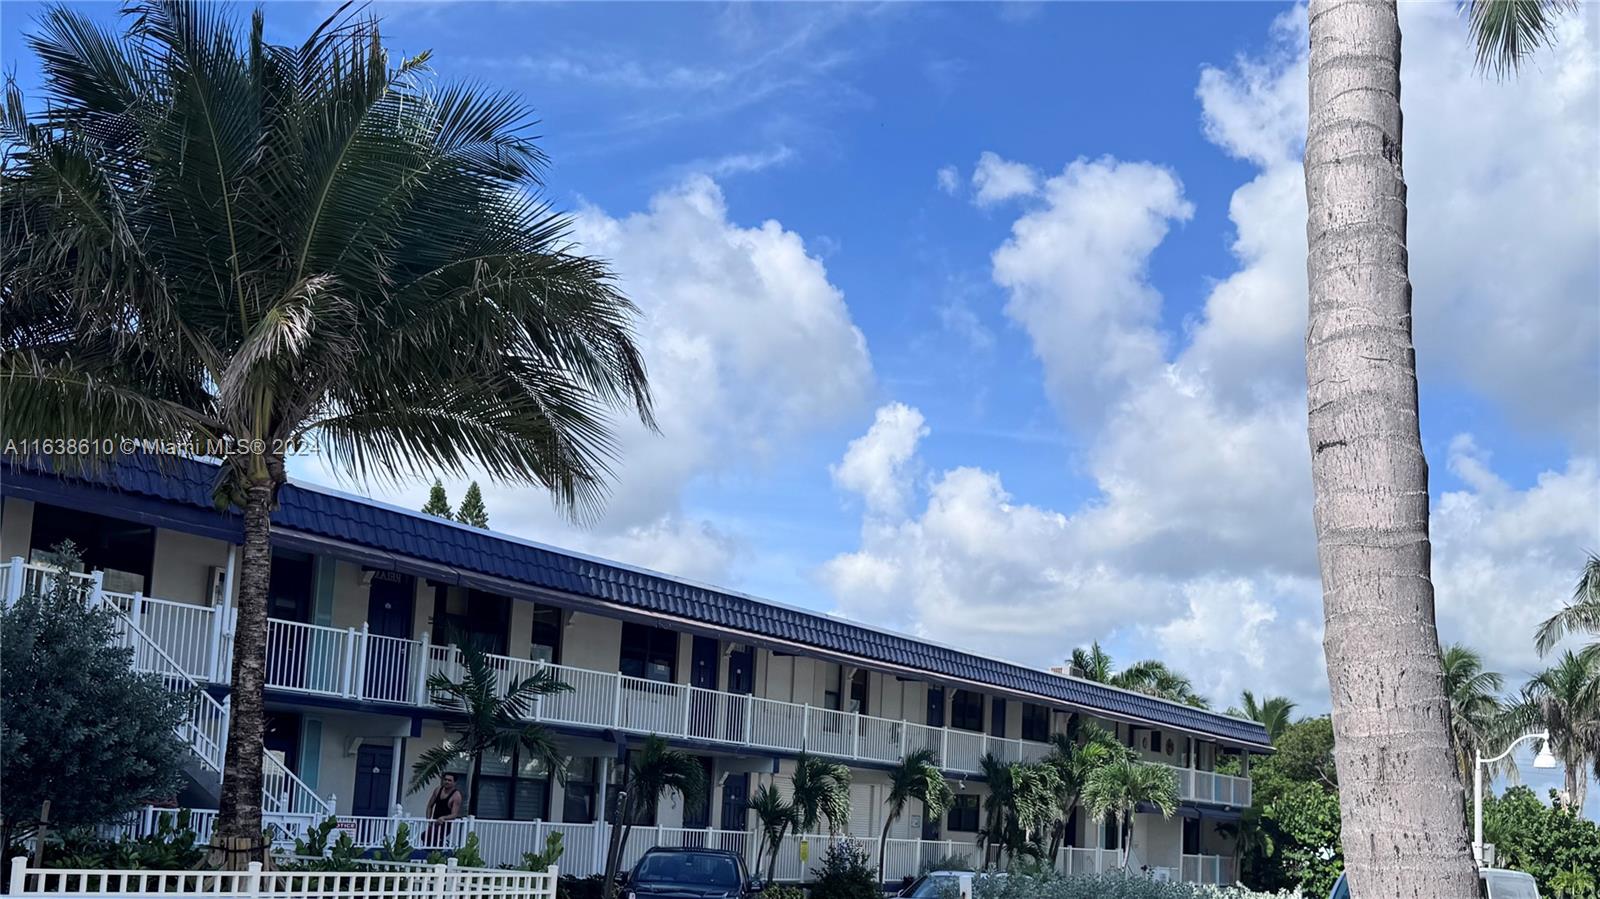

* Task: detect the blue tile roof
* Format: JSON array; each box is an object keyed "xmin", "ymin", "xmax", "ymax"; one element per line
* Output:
[{"xmin": 4, "ymin": 455, "xmax": 1271, "ymax": 749}]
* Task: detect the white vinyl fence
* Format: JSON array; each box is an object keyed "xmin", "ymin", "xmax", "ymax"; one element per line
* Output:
[{"xmin": 6, "ymin": 856, "xmax": 557, "ymax": 899}]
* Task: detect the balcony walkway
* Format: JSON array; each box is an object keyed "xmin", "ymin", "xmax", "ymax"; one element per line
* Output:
[{"xmin": 2, "ymin": 558, "xmax": 1250, "ymax": 807}]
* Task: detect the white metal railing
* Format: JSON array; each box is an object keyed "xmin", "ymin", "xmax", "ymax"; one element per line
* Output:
[
  {"xmin": 1059, "ymin": 846, "xmax": 1124, "ymax": 876},
  {"xmin": 1180, "ymin": 853, "xmax": 1236, "ymax": 885},
  {"xmin": 7, "ymin": 856, "xmax": 558, "ymax": 899},
  {"xmin": 9, "ymin": 559, "xmax": 1253, "ymax": 787}
]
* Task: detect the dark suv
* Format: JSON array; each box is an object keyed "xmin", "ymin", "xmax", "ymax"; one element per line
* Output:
[{"xmin": 626, "ymin": 848, "xmax": 764, "ymax": 899}]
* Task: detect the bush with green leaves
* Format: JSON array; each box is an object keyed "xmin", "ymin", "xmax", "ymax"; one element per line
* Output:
[
  {"xmin": 810, "ymin": 840, "xmax": 881, "ymax": 899},
  {"xmin": 1484, "ymin": 786, "xmax": 1600, "ymax": 897},
  {"xmin": 764, "ymin": 884, "xmax": 807, "ymax": 899},
  {"xmin": 976, "ymin": 871, "xmax": 1302, "ymax": 899},
  {"xmin": 559, "ymin": 873, "xmax": 611, "ymax": 899},
  {"xmin": 0, "ymin": 544, "xmax": 192, "ymax": 852},
  {"xmin": 39, "ymin": 809, "xmax": 205, "ymax": 871},
  {"xmin": 522, "ymin": 830, "xmax": 566, "ymax": 871}
]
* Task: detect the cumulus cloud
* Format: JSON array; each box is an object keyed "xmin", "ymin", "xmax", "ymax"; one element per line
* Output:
[
  {"xmin": 830, "ymin": 403, "xmax": 929, "ymax": 517},
  {"xmin": 992, "ymin": 156, "xmax": 1193, "ymax": 423},
  {"xmin": 823, "ymin": 5, "xmax": 1598, "ymax": 715},
  {"xmin": 299, "ymin": 175, "xmax": 872, "ymax": 584},
  {"xmin": 971, "ymin": 151, "xmax": 1041, "ymax": 206}
]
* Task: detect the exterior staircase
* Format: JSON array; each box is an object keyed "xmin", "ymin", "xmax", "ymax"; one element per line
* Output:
[{"xmin": 2, "ymin": 560, "xmax": 333, "ymax": 819}]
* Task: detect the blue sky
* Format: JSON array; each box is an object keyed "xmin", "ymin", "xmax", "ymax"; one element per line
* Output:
[{"xmin": 5, "ymin": 0, "xmax": 1597, "ymax": 810}]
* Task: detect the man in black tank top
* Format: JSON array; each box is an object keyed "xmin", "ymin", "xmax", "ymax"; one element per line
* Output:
[{"xmin": 426, "ymin": 773, "xmax": 464, "ymax": 847}]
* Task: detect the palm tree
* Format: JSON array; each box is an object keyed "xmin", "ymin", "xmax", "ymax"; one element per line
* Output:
[
  {"xmin": 408, "ymin": 641, "xmax": 571, "ymax": 814},
  {"xmin": 1300, "ymin": 0, "xmax": 1570, "ymax": 892},
  {"xmin": 1236, "ymin": 691, "xmax": 1297, "ymax": 743},
  {"xmin": 1535, "ymin": 554, "xmax": 1600, "ymax": 656},
  {"xmin": 876, "ymin": 748, "xmax": 953, "ymax": 883},
  {"xmin": 601, "ymin": 737, "xmax": 707, "ymax": 899},
  {"xmin": 1504, "ymin": 651, "xmax": 1600, "ymax": 810},
  {"xmin": 1439, "ymin": 644, "xmax": 1506, "ymax": 793},
  {"xmin": 1041, "ymin": 724, "xmax": 1128, "ymax": 861},
  {"xmin": 1, "ymin": 2, "xmax": 652, "ymax": 860},
  {"xmin": 749, "ymin": 783, "xmax": 799, "ymax": 883},
  {"xmin": 1069, "ymin": 644, "xmax": 1115, "ymax": 683},
  {"xmin": 788, "ymin": 753, "xmax": 852, "ymax": 837},
  {"xmin": 1067, "ymin": 643, "xmax": 1210, "ymax": 707},
  {"xmin": 1080, "ymin": 759, "xmax": 1178, "ymax": 869},
  {"xmin": 976, "ymin": 756, "xmax": 1059, "ymax": 867}
]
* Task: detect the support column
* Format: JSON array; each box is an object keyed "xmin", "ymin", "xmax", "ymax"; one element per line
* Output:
[{"xmin": 390, "ymin": 737, "xmax": 405, "ymax": 812}]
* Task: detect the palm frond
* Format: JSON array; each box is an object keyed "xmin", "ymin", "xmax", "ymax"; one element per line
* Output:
[{"xmin": 1463, "ymin": 0, "xmax": 1576, "ymax": 78}]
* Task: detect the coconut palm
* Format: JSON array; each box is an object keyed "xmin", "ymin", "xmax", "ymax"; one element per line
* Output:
[
  {"xmin": 788, "ymin": 753, "xmax": 853, "ymax": 837},
  {"xmin": 1067, "ymin": 643, "xmax": 1210, "ymax": 707},
  {"xmin": 1041, "ymin": 724, "xmax": 1128, "ymax": 861},
  {"xmin": 1439, "ymin": 643, "xmax": 1506, "ymax": 793},
  {"xmin": 1081, "ymin": 759, "xmax": 1178, "ymax": 869},
  {"xmin": 1, "ymin": 2, "xmax": 652, "ymax": 859},
  {"xmin": 1503, "ymin": 651, "xmax": 1600, "ymax": 810},
  {"xmin": 408, "ymin": 640, "xmax": 571, "ymax": 815},
  {"xmin": 876, "ymin": 748, "xmax": 953, "ymax": 883},
  {"xmin": 1236, "ymin": 691, "xmax": 1297, "ymax": 744},
  {"xmin": 600, "ymin": 737, "xmax": 707, "ymax": 899},
  {"xmin": 1302, "ymin": 0, "xmax": 1570, "ymax": 892},
  {"xmin": 749, "ymin": 783, "xmax": 799, "ymax": 883},
  {"xmin": 1535, "ymin": 554, "xmax": 1600, "ymax": 656}
]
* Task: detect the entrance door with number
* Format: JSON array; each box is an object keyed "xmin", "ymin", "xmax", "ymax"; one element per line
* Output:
[
  {"xmin": 352, "ymin": 743, "xmax": 395, "ymax": 817},
  {"xmin": 364, "ymin": 571, "xmax": 415, "ymax": 702},
  {"xmin": 689, "ymin": 637, "xmax": 719, "ymax": 741}
]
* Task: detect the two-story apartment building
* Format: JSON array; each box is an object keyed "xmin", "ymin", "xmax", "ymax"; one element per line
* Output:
[{"xmin": 0, "ymin": 456, "xmax": 1267, "ymax": 885}]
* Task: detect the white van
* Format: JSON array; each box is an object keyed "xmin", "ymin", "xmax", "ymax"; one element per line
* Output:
[{"xmin": 1329, "ymin": 868, "xmax": 1539, "ymax": 899}]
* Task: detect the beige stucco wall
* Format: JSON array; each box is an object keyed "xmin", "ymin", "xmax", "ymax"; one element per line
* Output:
[{"xmin": 149, "ymin": 529, "xmax": 231, "ymax": 606}]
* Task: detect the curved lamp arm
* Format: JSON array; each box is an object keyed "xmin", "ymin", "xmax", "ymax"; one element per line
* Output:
[{"xmin": 1481, "ymin": 730, "xmax": 1552, "ymax": 767}]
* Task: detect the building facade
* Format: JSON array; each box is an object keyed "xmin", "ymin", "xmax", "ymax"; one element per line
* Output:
[{"xmin": 0, "ymin": 457, "xmax": 1266, "ymax": 884}]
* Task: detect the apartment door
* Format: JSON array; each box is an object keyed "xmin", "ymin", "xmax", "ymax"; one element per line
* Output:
[
  {"xmin": 364, "ymin": 570, "xmax": 415, "ymax": 702},
  {"xmin": 689, "ymin": 637, "xmax": 719, "ymax": 740},
  {"xmin": 351, "ymin": 743, "xmax": 395, "ymax": 817},
  {"xmin": 266, "ymin": 551, "xmax": 315, "ymax": 689},
  {"xmin": 719, "ymin": 773, "xmax": 748, "ymax": 832},
  {"xmin": 682, "ymin": 757, "xmax": 715, "ymax": 829},
  {"xmin": 724, "ymin": 645, "xmax": 754, "ymax": 741}
]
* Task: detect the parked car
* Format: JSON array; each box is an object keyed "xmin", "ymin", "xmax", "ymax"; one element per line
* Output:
[
  {"xmin": 1329, "ymin": 868, "xmax": 1539, "ymax": 899},
  {"xmin": 627, "ymin": 848, "xmax": 764, "ymax": 899}
]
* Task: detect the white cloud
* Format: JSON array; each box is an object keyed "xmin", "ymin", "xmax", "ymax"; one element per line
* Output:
[
  {"xmin": 299, "ymin": 175, "xmax": 872, "ymax": 584},
  {"xmin": 936, "ymin": 165, "xmax": 961, "ymax": 195},
  {"xmin": 824, "ymin": 4, "xmax": 1599, "ymax": 718},
  {"xmin": 970, "ymin": 151, "xmax": 1041, "ymax": 206},
  {"xmin": 830, "ymin": 403, "xmax": 928, "ymax": 516},
  {"xmin": 688, "ymin": 145, "xmax": 797, "ymax": 177},
  {"xmin": 992, "ymin": 156, "xmax": 1193, "ymax": 422}
]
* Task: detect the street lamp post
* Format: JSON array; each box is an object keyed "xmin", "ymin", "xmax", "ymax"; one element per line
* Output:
[{"xmin": 1473, "ymin": 731, "xmax": 1558, "ymax": 864}]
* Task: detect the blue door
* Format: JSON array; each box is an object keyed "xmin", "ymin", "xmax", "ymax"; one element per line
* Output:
[
  {"xmin": 725, "ymin": 646, "xmax": 754, "ymax": 740},
  {"xmin": 352, "ymin": 743, "xmax": 395, "ymax": 817},
  {"xmin": 364, "ymin": 571, "xmax": 415, "ymax": 701}
]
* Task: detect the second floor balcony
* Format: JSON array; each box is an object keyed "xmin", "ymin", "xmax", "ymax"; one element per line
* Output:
[{"xmin": 1, "ymin": 557, "xmax": 1252, "ymax": 806}]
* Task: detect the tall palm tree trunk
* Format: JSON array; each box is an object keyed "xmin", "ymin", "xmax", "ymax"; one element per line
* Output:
[
  {"xmin": 764, "ymin": 823, "xmax": 786, "ymax": 883},
  {"xmin": 212, "ymin": 481, "xmax": 275, "ymax": 863},
  {"xmin": 876, "ymin": 810, "xmax": 899, "ymax": 885},
  {"xmin": 1304, "ymin": 1, "xmax": 1480, "ymax": 896}
]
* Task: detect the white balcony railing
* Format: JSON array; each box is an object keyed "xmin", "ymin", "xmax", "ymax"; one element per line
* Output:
[
  {"xmin": 1, "ymin": 558, "xmax": 1251, "ymax": 798},
  {"xmin": 1181, "ymin": 853, "xmax": 1237, "ymax": 885}
]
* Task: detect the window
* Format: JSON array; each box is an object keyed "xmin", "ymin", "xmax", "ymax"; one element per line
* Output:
[
  {"xmin": 849, "ymin": 669, "xmax": 869, "ymax": 715},
  {"xmin": 619, "ymin": 623, "xmax": 678, "ymax": 682},
  {"xmin": 1182, "ymin": 817, "xmax": 1201, "ymax": 854},
  {"xmin": 1021, "ymin": 704, "xmax": 1050, "ymax": 743},
  {"xmin": 28, "ymin": 502, "xmax": 155, "ymax": 594},
  {"xmin": 563, "ymin": 758, "xmax": 598, "ymax": 823},
  {"xmin": 1102, "ymin": 813, "xmax": 1120, "ymax": 850},
  {"xmin": 683, "ymin": 758, "xmax": 715, "ymax": 829},
  {"xmin": 530, "ymin": 605, "xmax": 562, "ymax": 663},
  {"xmin": 947, "ymin": 795, "xmax": 980, "ymax": 833},
  {"xmin": 951, "ymin": 690, "xmax": 984, "ymax": 732},
  {"xmin": 926, "ymin": 687, "xmax": 945, "ymax": 728},
  {"xmin": 824, "ymin": 665, "xmax": 843, "ymax": 711},
  {"xmin": 989, "ymin": 698, "xmax": 1007, "ymax": 737},
  {"xmin": 1149, "ymin": 730, "xmax": 1164, "ymax": 756},
  {"xmin": 433, "ymin": 587, "xmax": 510, "ymax": 656},
  {"xmin": 608, "ymin": 750, "xmax": 660, "ymax": 825},
  {"xmin": 475, "ymin": 749, "xmax": 550, "ymax": 821}
]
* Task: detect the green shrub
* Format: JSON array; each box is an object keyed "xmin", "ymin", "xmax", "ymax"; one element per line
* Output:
[
  {"xmin": 975, "ymin": 871, "xmax": 1301, "ymax": 899},
  {"xmin": 40, "ymin": 809, "xmax": 204, "ymax": 871},
  {"xmin": 522, "ymin": 831, "xmax": 565, "ymax": 871},
  {"xmin": 810, "ymin": 840, "xmax": 881, "ymax": 899},
  {"xmin": 559, "ymin": 873, "xmax": 610, "ymax": 899},
  {"xmin": 764, "ymin": 884, "xmax": 807, "ymax": 899}
]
